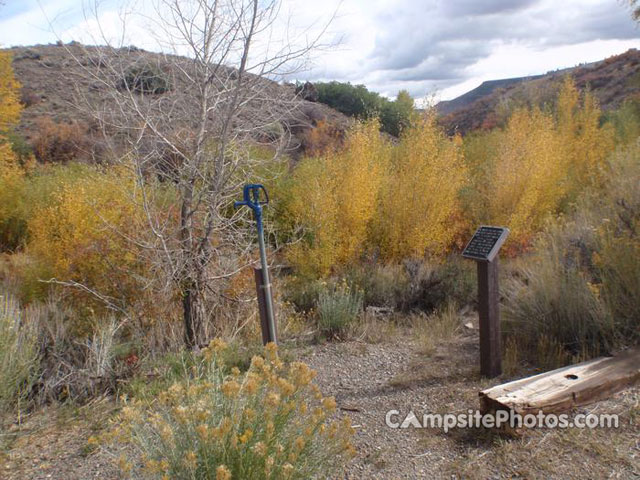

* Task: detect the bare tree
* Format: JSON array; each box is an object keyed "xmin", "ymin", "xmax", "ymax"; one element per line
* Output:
[
  {"xmin": 624, "ymin": 0, "xmax": 640, "ymax": 20},
  {"xmin": 66, "ymin": 0, "xmax": 332, "ymax": 348}
]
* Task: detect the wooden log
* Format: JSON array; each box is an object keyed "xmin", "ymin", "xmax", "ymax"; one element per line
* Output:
[{"xmin": 480, "ymin": 348, "xmax": 640, "ymax": 415}]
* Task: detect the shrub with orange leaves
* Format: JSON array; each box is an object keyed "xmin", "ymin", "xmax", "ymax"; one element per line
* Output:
[
  {"xmin": 301, "ymin": 119, "xmax": 344, "ymax": 157},
  {"xmin": 31, "ymin": 116, "xmax": 90, "ymax": 164}
]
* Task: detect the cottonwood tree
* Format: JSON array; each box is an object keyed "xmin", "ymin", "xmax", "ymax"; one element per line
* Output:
[{"xmin": 67, "ymin": 0, "xmax": 332, "ymax": 348}]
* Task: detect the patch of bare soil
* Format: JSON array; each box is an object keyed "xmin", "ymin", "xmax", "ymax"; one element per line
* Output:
[
  {"xmin": 1, "ymin": 399, "xmax": 119, "ymax": 480},
  {"xmin": 2, "ymin": 326, "xmax": 639, "ymax": 479}
]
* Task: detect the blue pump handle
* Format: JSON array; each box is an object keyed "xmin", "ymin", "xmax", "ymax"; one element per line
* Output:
[{"xmin": 234, "ymin": 184, "xmax": 269, "ymax": 213}]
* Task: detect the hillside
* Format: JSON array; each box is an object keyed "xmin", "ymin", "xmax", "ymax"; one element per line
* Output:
[
  {"xmin": 6, "ymin": 43, "xmax": 351, "ymax": 161},
  {"xmin": 436, "ymin": 75, "xmax": 545, "ymax": 116},
  {"xmin": 438, "ymin": 49, "xmax": 640, "ymax": 135}
]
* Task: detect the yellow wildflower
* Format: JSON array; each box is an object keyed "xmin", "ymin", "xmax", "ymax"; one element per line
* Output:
[
  {"xmin": 196, "ymin": 424, "xmax": 209, "ymax": 441},
  {"xmin": 264, "ymin": 342, "xmax": 278, "ymax": 362},
  {"xmin": 209, "ymin": 337, "xmax": 228, "ymax": 353},
  {"xmin": 238, "ymin": 429, "xmax": 253, "ymax": 444},
  {"xmin": 184, "ymin": 451, "xmax": 197, "ymax": 469},
  {"xmin": 216, "ymin": 464, "xmax": 232, "ymax": 480},
  {"xmin": 293, "ymin": 435, "xmax": 305, "ymax": 452},
  {"xmin": 243, "ymin": 408, "xmax": 256, "ymax": 421},
  {"xmin": 265, "ymin": 456, "xmax": 275, "ymax": 475},
  {"xmin": 250, "ymin": 355, "xmax": 265, "ymax": 369},
  {"xmin": 289, "ymin": 362, "xmax": 316, "ymax": 387},
  {"xmin": 277, "ymin": 377, "xmax": 295, "ymax": 397},
  {"xmin": 282, "ymin": 462, "xmax": 295, "ymax": 479},
  {"xmin": 266, "ymin": 392, "xmax": 281, "ymax": 408},
  {"xmin": 118, "ymin": 454, "xmax": 132, "ymax": 474},
  {"xmin": 144, "ymin": 459, "xmax": 159, "ymax": 473},
  {"xmin": 252, "ymin": 441, "xmax": 267, "ymax": 456},
  {"xmin": 221, "ymin": 380, "xmax": 241, "ymax": 398},
  {"xmin": 322, "ymin": 396, "xmax": 337, "ymax": 412},
  {"xmin": 219, "ymin": 417, "xmax": 232, "ymax": 436},
  {"xmin": 244, "ymin": 376, "xmax": 260, "ymax": 395}
]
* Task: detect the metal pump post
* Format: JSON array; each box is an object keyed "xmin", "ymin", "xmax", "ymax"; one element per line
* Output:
[{"xmin": 235, "ymin": 184, "xmax": 277, "ymax": 344}]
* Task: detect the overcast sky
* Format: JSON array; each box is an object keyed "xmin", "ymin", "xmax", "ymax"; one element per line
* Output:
[{"xmin": 0, "ymin": 0, "xmax": 639, "ymax": 101}]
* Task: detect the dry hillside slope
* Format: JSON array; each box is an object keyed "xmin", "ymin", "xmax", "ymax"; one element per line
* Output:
[{"xmin": 7, "ymin": 43, "xmax": 351, "ymax": 161}]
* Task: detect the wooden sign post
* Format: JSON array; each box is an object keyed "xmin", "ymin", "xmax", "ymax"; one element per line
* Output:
[{"xmin": 462, "ymin": 226, "xmax": 509, "ymax": 378}]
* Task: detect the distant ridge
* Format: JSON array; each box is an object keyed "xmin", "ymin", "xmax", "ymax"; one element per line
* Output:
[
  {"xmin": 437, "ymin": 76, "xmax": 544, "ymax": 116},
  {"xmin": 437, "ymin": 49, "xmax": 640, "ymax": 135}
]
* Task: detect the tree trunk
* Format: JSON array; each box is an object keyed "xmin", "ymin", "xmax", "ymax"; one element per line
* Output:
[{"xmin": 183, "ymin": 280, "xmax": 200, "ymax": 349}]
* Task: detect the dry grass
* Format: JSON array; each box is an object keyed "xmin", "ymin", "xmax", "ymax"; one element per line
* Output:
[
  {"xmin": 414, "ymin": 302, "xmax": 462, "ymax": 356},
  {"xmin": 347, "ymin": 312, "xmax": 399, "ymax": 344}
]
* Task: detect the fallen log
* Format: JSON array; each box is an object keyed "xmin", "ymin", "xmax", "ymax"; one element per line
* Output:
[{"xmin": 479, "ymin": 347, "xmax": 640, "ymax": 415}]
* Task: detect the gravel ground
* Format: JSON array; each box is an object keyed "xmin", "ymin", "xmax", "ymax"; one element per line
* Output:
[
  {"xmin": 2, "ymin": 325, "xmax": 639, "ymax": 479},
  {"xmin": 301, "ymin": 330, "xmax": 640, "ymax": 479},
  {"xmin": 300, "ymin": 331, "xmax": 490, "ymax": 479}
]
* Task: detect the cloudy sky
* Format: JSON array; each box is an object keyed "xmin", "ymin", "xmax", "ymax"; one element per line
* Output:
[{"xmin": 0, "ymin": 0, "xmax": 639, "ymax": 101}]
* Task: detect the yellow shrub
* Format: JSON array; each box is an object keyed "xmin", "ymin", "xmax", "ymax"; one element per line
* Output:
[
  {"xmin": 286, "ymin": 120, "xmax": 391, "ymax": 276},
  {"xmin": 0, "ymin": 50, "xmax": 27, "ymax": 250},
  {"xmin": 556, "ymin": 76, "xmax": 614, "ymax": 194},
  {"xmin": 0, "ymin": 141, "xmax": 29, "ymax": 251},
  {"xmin": 468, "ymin": 77, "xmax": 615, "ymax": 250},
  {"xmin": 487, "ymin": 107, "xmax": 566, "ymax": 248},
  {"xmin": 26, "ymin": 166, "xmax": 147, "ymax": 326},
  {"xmin": 0, "ymin": 51, "xmax": 21, "ymax": 133},
  {"xmin": 373, "ymin": 112, "xmax": 468, "ymax": 260},
  {"xmin": 105, "ymin": 341, "xmax": 355, "ymax": 479}
]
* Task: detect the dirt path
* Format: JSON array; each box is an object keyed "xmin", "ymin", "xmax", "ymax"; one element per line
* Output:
[
  {"xmin": 301, "ymin": 330, "xmax": 640, "ymax": 479},
  {"xmin": 2, "ymin": 329, "xmax": 639, "ymax": 479}
]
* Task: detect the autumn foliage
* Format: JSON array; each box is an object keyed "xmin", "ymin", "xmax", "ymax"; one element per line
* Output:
[
  {"xmin": 0, "ymin": 51, "xmax": 27, "ymax": 250},
  {"xmin": 285, "ymin": 77, "xmax": 617, "ymax": 273},
  {"xmin": 0, "ymin": 51, "xmax": 21, "ymax": 133},
  {"xmin": 286, "ymin": 120, "xmax": 391, "ymax": 276},
  {"xmin": 284, "ymin": 115, "xmax": 468, "ymax": 276},
  {"xmin": 372, "ymin": 112, "xmax": 467, "ymax": 260}
]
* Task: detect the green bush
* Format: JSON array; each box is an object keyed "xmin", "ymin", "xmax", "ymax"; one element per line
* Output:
[
  {"xmin": 119, "ymin": 63, "xmax": 171, "ymax": 94},
  {"xmin": 316, "ymin": 283, "xmax": 363, "ymax": 338},
  {"xmin": 401, "ymin": 257, "xmax": 476, "ymax": 312},
  {"xmin": 105, "ymin": 340, "xmax": 355, "ymax": 479},
  {"xmin": 314, "ymin": 81, "xmax": 415, "ymax": 136},
  {"xmin": 344, "ymin": 263, "xmax": 408, "ymax": 309},
  {"xmin": 282, "ymin": 276, "xmax": 325, "ymax": 314},
  {"xmin": 0, "ymin": 293, "xmax": 40, "ymax": 413},
  {"xmin": 602, "ymin": 99, "xmax": 640, "ymax": 146}
]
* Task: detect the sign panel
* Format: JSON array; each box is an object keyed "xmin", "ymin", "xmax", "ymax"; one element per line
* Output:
[{"xmin": 462, "ymin": 226, "xmax": 509, "ymax": 262}]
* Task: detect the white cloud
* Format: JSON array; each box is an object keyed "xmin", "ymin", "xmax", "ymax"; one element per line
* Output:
[{"xmin": 1, "ymin": 0, "xmax": 639, "ymax": 100}]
